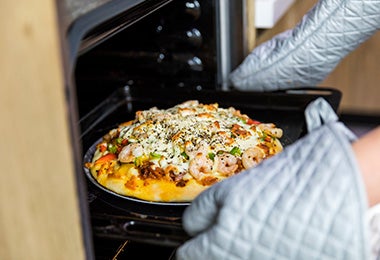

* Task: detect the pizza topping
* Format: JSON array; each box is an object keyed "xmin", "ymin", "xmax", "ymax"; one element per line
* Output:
[
  {"xmin": 189, "ymin": 153, "xmax": 214, "ymax": 181},
  {"xmin": 85, "ymin": 100, "xmax": 284, "ymax": 202},
  {"xmin": 216, "ymin": 153, "xmax": 239, "ymax": 176},
  {"xmin": 140, "ymin": 161, "xmax": 166, "ymax": 180},
  {"xmin": 118, "ymin": 143, "xmax": 143, "ymax": 163},
  {"xmin": 256, "ymin": 123, "xmax": 283, "ymax": 138},
  {"xmin": 241, "ymin": 147, "xmax": 265, "ymax": 169},
  {"xmin": 94, "ymin": 153, "xmax": 117, "ymax": 165},
  {"xmin": 229, "ymin": 146, "xmax": 242, "ymax": 156}
]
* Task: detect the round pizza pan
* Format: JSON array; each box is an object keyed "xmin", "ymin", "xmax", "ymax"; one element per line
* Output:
[
  {"xmin": 83, "ymin": 131, "xmax": 292, "ymax": 217},
  {"xmin": 83, "ymin": 138, "xmax": 191, "ymax": 209}
]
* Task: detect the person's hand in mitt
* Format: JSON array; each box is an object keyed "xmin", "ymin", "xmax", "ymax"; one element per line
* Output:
[
  {"xmin": 176, "ymin": 98, "xmax": 380, "ymax": 260},
  {"xmin": 230, "ymin": 0, "xmax": 380, "ymax": 91}
]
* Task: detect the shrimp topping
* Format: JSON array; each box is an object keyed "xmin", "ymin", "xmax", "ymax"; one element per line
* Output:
[
  {"xmin": 189, "ymin": 154, "xmax": 213, "ymax": 181},
  {"xmin": 242, "ymin": 147, "xmax": 266, "ymax": 169},
  {"xmin": 257, "ymin": 123, "xmax": 283, "ymax": 138},
  {"xmin": 216, "ymin": 153, "xmax": 238, "ymax": 176},
  {"xmin": 118, "ymin": 143, "xmax": 144, "ymax": 163}
]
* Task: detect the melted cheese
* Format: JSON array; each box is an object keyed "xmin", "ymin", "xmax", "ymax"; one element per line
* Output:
[
  {"xmin": 118, "ymin": 101, "xmax": 264, "ymax": 168},
  {"xmin": 87, "ymin": 100, "xmax": 284, "ymax": 202}
]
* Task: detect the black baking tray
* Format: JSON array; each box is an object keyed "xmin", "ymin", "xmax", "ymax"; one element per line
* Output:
[{"xmin": 79, "ymin": 85, "xmax": 341, "ymax": 246}]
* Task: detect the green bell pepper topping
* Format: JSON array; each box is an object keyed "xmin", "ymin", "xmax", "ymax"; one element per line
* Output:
[
  {"xmin": 208, "ymin": 152, "xmax": 215, "ymax": 161},
  {"xmin": 149, "ymin": 152, "xmax": 161, "ymax": 159},
  {"xmin": 230, "ymin": 146, "xmax": 241, "ymax": 156},
  {"xmin": 108, "ymin": 144, "xmax": 117, "ymax": 154},
  {"xmin": 181, "ymin": 152, "xmax": 189, "ymax": 160}
]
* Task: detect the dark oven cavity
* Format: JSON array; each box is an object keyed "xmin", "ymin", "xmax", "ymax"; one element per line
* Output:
[
  {"xmin": 73, "ymin": 1, "xmax": 234, "ymax": 259},
  {"xmin": 75, "ymin": 0, "xmax": 224, "ymax": 118}
]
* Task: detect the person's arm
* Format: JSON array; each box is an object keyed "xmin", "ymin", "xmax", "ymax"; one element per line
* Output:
[
  {"xmin": 176, "ymin": 115, "xmax": 371, "ymax": 260},
  {"xmin": 352, "ymin": 126, "xmax": 380, "ymax": 207},
  {"xmin": 230, "ymin": 0, "xmax": 380, "ymax": 91},
  {"xmin": 176, "ymin": 99, "xmax": 371, "ymax": 260}
]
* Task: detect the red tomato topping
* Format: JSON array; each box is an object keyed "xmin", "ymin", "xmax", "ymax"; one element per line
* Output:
[
  {"xmin": 95, "ymin": 153, "xmax": 117, "ymax": 164},
  {"xmin": 247, "ymin": 118, "xmax": 261, "ymax": 125}
]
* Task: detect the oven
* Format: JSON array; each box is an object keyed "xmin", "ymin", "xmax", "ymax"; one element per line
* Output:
[{"xmin": 61, "ymin": 0, "xmax": 342, "ymax": 259}]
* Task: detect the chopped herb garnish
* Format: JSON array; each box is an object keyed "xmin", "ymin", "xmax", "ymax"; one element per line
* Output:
[{"xmin": 181, "ymin": 152, "xmax": 189, "ymax": 160}]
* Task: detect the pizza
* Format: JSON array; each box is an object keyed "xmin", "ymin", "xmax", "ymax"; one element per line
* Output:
[{"xmin": 84, "ymin": 100, "xmax": 283, "ymax": 203}]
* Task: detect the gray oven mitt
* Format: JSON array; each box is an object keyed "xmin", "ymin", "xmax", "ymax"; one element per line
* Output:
[
  {"xmin": 176, "ymin": 98, "xmax": 370, "ymax": 260},
  {"xmin": 229, "ymin": 0, "xmax": 380, "ymax": 91}
]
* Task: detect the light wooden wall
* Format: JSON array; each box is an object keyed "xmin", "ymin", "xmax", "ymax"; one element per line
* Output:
[
  {"xmin": 0, "ymin": 0, "xmax": 85, "ymax": 259},
  {"xmin": 255, "ymin": 0, "xmax": 380, "ymax": 115}
]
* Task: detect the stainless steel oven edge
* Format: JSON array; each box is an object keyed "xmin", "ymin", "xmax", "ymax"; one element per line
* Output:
[{"xmin": 216, "ymin": 0, "xmax": 246, "ymax": 90}]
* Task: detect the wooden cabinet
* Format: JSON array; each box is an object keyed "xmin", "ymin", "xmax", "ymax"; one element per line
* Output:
[
  {"xmin": 255, "ymin": 0, "xmax": 380, "ymax": 115},
  {"xmin": 0, "ymin": 0, "xmax": 85, "ymax": 259}
]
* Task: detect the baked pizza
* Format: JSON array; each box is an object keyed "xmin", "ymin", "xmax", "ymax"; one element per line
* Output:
[{"xmin": 84, "ymin": 100, "xmax": 283, "ymax": 202}]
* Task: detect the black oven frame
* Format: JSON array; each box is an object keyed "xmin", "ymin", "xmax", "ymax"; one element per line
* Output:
[{"xmin": 60, "ymin": 1, "xmax": 342, "ymax": 259}]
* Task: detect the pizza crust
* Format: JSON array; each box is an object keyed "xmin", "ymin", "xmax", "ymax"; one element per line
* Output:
[{"xmin": 95, "ymin": 173, "xmax": 209, "ymax": 202}]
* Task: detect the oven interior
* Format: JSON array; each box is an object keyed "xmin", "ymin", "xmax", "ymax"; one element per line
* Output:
[{"xmin": 69, "ymin": 0, "xmax": 342, "ymax": 259}]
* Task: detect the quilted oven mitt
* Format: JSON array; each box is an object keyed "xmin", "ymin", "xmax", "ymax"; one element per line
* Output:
[
  {"xmin": 176, "ymin": 98, "xmax": 370, "ymax": 260},
  {"xmin": 229, "ymin": 0, "xmax": 380, "ymax": 91}
]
